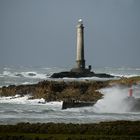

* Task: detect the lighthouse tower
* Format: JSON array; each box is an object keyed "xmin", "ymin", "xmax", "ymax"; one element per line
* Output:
[
  {"xmin": 76, "ymin": 19, "xmax": 85, "ymax": 69},
  {"xmin": 71, "ymin": 19, "xmax": 91, "ymax": 73}
]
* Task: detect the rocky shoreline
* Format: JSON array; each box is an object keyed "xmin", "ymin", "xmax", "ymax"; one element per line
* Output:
[
  {"xmin": 0, "ymin": 80, "xmax": 106, "ymax": 102},
  {"xmin": 0, "ymin": 76, "xmax": 140, "ymax": 102}
]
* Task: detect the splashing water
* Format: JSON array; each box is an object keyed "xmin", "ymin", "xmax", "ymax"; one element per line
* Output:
[{"xmin": 93, "ymin": 85, "xmax": 140, "ymax": 113}]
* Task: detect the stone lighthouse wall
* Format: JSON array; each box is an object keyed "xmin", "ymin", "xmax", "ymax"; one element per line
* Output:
[{"xmin": 76, "ymin": 19, "xmax": 85, "ymax": 69}]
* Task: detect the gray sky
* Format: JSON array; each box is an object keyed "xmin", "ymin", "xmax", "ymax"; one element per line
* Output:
[{"xmin": 0, "ymin": 0, "xmax": 140, "ymax": 68}]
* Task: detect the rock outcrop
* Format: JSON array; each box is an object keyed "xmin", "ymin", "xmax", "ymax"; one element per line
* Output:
[
  {"xmin": 51, "ymin": 71, "xmax": 115, "ymax": 78},
  {"xmin": 0, "ymin": 76, "xmax": 140, "ymax": 103},
  {"xmin": 0, "ymin": 80, "xmax": 108, "ymax": 102}
]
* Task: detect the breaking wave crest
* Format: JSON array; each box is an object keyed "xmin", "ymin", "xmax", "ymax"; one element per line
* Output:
[
  {"xmin": 0, "ymin": 94, "xmax": 62, "ymax": 107},
  {"xmin": 2, "ymin": 71, "xmax": 48, "ymax": 79},
  {"xmin": 93, "ymin": 85, "xmax": 140, "ymax": 113}
]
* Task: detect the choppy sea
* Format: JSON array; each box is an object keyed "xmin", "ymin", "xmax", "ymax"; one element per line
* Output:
[{"xmin": 0, "ymin": 66, "xmax": 140, "ymax": 124}]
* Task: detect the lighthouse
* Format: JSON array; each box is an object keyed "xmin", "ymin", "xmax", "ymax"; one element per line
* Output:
[
  {"xmin": 71, "ymin": 19, "xmax": 91, "ymax": 73},
  {"xmin": 76, "ymin": 19, "xmax": 85, "ymax": 69}
]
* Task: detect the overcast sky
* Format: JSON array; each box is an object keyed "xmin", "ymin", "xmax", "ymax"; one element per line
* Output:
[{"xmin": 0, "ymin": 0, "xmax": 140, "ymax": 68}]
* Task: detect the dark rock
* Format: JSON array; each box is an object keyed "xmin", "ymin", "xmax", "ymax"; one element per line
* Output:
[
  {"xmin": 51, "ymin": 71, "xmax": 114, "ymax": 78},
  {"xmin": 124, "ymin": 96, "xmax": 140, "ymax": 112},
  {"xmin": 62, "ymin": 100, "xmax": 96, "ymax": 109},
  {"xmin": 51, "ymin": 71, "xmax": 93, "ymax": 78},
  {"xmin": 28, "ymin": 73, "xmax": 36, "ymax": 76},
  {"xmin": 93, "ymin": 73, "xmax": 115, "ymax": 78},
  {"xmin": 15, "ymin": 73, "xmax": 24, "ymax": 77}
]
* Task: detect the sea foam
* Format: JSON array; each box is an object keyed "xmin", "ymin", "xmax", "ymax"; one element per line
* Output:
[{"xmin": 0, "ymin": 94, "xmax": 62, "ymax": 107}]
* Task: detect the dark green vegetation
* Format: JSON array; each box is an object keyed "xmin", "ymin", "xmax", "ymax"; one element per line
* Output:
[{"xmin": 0, "ymin": 121, "xmax": 140, "ymax": 140}]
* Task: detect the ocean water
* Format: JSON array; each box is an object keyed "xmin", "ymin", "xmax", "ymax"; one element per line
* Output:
[{"xmin": 0, "ymin": 66, "xmax": 140, "ymax": 124}]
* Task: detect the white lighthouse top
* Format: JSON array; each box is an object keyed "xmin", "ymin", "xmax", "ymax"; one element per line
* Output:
[{"xmin": 78, "ymin": 19, "xmax": 83, "ymax": 24}]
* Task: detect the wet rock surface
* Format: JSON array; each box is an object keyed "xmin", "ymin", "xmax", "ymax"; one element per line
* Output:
[
  {"xmin": 0, "ymin": 80, "xmax": 106, "ymax": 102},
  {"xmin": 51, "ymin": 71, "xmax": 115, "ymax": 78},
  {"xmin": 62, "ymin": 100, "xmax": 96, "ymax": 109}
]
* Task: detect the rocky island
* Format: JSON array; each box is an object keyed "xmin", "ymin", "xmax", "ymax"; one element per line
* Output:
[{"xmin": 51, "ymin": 19, "xmax": 114, "ymax": 79}]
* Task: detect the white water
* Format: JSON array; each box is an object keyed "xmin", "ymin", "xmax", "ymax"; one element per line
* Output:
[
  {"xmin": 0, "ymin": 85, "xmax": 140, "ymax": 124},
  {"xmin": 94, "ymin": 86, "xmax": 129, "ymax": 113},
  {"xmin": 0, "ymin": 66, "xmax": 140, "ymax": 87}
]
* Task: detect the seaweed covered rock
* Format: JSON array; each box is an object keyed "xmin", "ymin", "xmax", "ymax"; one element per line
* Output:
[{"xmin": 0, "ymin": 80, "xmax": 107, "ymax": 102}]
